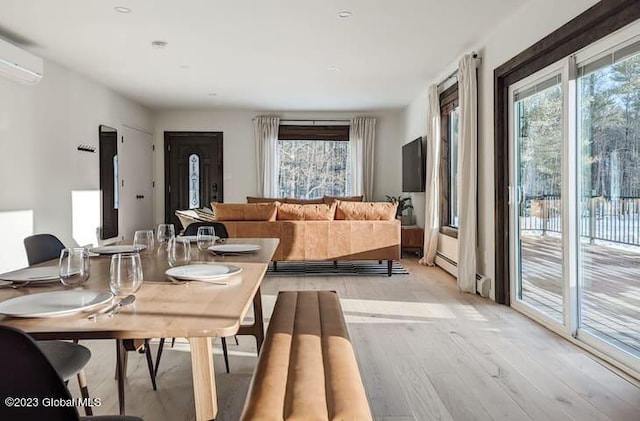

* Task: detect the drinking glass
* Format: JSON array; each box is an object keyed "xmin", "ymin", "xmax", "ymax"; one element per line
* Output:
[
  {"xmin": 133, "ymin": 229, "xmax": 155, "ymax": 254},
  {"xmin": 168, "ymin": 237, "xmax": 191, "ymax": 267},
  {"xmin": 156, "ymin": 224, "xmax": 175, "ymax": 249},
  {"xmin": 196, "ymin": 226, "xmax": 217, "ymax": 251},
  {"xmin": 59, "ymin": 248, "xmax": 90, "ymax": 287},
  {"xmin": 110, "ymin": 253, "xmax": 144, "ymax": 296}
]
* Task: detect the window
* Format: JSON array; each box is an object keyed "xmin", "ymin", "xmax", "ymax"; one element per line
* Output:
[
  {"xmin": 440, "ymin": 85, "xmax": 460, "ymax": 231},
  {"xmin": 277, "ymin": 125, "xmax": 349, "ymax": 199}
]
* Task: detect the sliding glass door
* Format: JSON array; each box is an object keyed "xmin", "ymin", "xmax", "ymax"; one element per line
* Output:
[
  {"xmin": 577, "ymin": 39, "xmax": 640, "ymax": 360},
  {"xmin": 510, "ymin": 72, "xmax": 565, "ymax": 324},
  {"xmin": 509, "ymin": 22, "xmax": 640, "ymax": 374}
]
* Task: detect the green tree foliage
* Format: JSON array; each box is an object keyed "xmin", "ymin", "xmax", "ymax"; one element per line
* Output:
[{"xmin": 519, "ymin": 53, "xmax": 640, "ymax": 199}]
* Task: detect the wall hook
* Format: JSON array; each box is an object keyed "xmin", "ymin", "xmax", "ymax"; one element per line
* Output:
[{"xmin": 77, "ymin": 144, "xmax": 96, "ymax": 153}]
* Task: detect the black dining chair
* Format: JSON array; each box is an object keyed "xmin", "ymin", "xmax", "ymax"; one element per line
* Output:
[
  {"xmin": 156, "ymin": 221, "xmax": 236, "ymax": 374},
  {"xmin": 22, "ymin": 234, "xmax": 95, "ymax": 415},
  {"xmin": 23, "ymin": 234, "xmax": 157, "ymax": 412},
  {"xmin": 23, "ymin": 233, "xmax": 65, "ymax": 266},
  {"xmin": 0, "ymin": 325, "xmax": 143, "ymax": 421},
  {"xmin": 182, "ymin": 221, "xmax": 229, "ymax": 238}
]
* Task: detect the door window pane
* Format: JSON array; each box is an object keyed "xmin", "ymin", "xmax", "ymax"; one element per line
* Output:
[
  {"xmin": 188, "ymin": 154, "xmax": 200, "ymax": 209},
  {"xmin": 578, "ymin": 50, "xmax": 640, "ymax": 356},
  {"xmin": 514, "ymin": 75, "xmax": 564, "ymax": 322}
]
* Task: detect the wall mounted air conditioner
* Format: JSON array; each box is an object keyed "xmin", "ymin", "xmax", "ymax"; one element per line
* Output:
[{"xmin": 0, "ymin": 37, "xmax": 43, "ymax": 85}]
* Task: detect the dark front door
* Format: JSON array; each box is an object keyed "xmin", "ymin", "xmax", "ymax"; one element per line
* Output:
[{"xmin": 164, "ymin": 132, "xmax": 223, "ymax": 226}]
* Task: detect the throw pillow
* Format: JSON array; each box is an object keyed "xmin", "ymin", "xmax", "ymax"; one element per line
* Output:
[
  {"xmin": 335, "ymin": 201, "xmax": 397, "ymax": 221},
  {"xmin": 213, "ymin": 203, "xmax": 278, "ymax": 221},
  {"xmin": 276, "ymin": 202, "xmax": 337, "ymax": 220}
]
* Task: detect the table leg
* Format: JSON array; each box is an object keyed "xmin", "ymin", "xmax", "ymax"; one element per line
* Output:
[
  {"xmin": 237, "ymin": 286, "xmax": 264, "ymax": 354},
  {"xmin": 116, "ymin": 339, "xmax": 126, "ymax": 415},
  {"xmin": 188, "ymin": 337, "xmax": 217, "ymax": 421}
]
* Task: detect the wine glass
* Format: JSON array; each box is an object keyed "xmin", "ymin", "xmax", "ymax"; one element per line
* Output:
[
  {"xmin": 110, "ymin": 253, "xmax": 144, "ymax": 296},
  {"xmin": 59, "ymin": 248, "xmax": 90, "ymax": 287},
  {"xmin": 196, "ymin": 226, "xmax": 216, "ymax": 251},
  {"xmin": 168, "ymin": 237, "xmax": 191, "ymax": 267},
  {"xmin": 133, "ymin": 229, "xmax": 155, "ymax": 254},
  {"xmin": 156, "ymin": 224, "xmax": 175, "ymax": 249}
]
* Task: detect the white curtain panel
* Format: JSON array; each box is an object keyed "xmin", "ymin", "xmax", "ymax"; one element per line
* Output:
[
  {"xmin": 456, "ymin": 54, "xmax": 478, "ymax": 293},
  {"xmin": 349, "ymin": 117, "xmax": 376, "ymax": 200},
  {"xmin": 253, "ymin": 116, "xmax": 280, "ymax": 197},
  {"xmin": 419, "ymin": 85, "xmax": 441, "ymax": 266}
]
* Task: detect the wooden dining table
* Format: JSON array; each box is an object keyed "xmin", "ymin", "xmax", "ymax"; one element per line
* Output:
[{"xmin": 0, "ymin": 237, "xmax": 279, "ymax": 421}]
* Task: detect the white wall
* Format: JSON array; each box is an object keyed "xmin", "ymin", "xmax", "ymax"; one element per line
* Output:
[
  {"xmin": 401, "ymin": 0, "xmax": 600, "ymax": 298},
  {"xmin": 153, "ymin": 109, "xmax": 402, "ymax": 225},
  {"xmin": 0, "ymin": 59, "xmax": 152, "ymax": 271}
]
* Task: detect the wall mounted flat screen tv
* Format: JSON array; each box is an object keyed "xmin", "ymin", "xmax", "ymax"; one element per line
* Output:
[{"xmin": 402, "ymin": 137, "xmax": 425, "ymax": 192}]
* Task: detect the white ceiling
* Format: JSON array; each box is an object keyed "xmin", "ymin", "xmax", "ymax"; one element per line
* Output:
[{"xmin": 0, "ymin": 0, "xmax": 528, "ymax": 111}]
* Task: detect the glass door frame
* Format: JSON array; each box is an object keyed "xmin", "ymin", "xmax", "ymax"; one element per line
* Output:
[
  {"xmin": 507, "ymin": 59, "xmax": 577, "ymax": 338},
  {"xmin": 572, "ymin": 21, "xmax": 640, "ymax": 377},
  {"xmin": 507, "ymin": 20, "xmax": 640, "ymax": 377}
]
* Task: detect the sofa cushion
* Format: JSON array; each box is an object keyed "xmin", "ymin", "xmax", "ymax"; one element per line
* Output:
[
  {"xmin": 323, "ymin": 195, "xmax": 364, "ymax": 205},
  {"xmin": 246, "ymin": 196, "xmax": 281, "ymax": 204},
  {"xmin": 335, "ymin": 201, "xmax": 397, "ymax": 221},
  {"xmin": 247, "ymin": 196, "xmax": 325, "ymax": 205},
  {"xmin": 284, "ymin": 197, "xmax": 325, "ymax": 205},
  {"xmin": 276, "ymin": 202, "xmax": 337, "ymax": 221},
  {"xmin": 213, "ymin": 203, "xmax": 278, "ymax": 221}
]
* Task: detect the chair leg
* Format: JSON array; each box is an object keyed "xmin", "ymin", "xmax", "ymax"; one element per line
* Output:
[
  {"xmin": 116, "ymin": 340, "xmax": 126, "ymax": 415},
  {"xmin": 77, "ymin": 369, "xmax": 93, "ymax": 416},
  {"xmin": 234, "ymin": 335, "xmax": 239, "ymax": 346},
  {"xmin": 387, "ymin": 260, "xmax": 393, "ymax": 276},
  {"xmin": 333, "ymin": 260, "xmax": 338, "ymax": 268},
  {"xmin": 154, "ymin": 338, "xmax": 165, "ymax": 378},
  {"xmin": 272, "ymin": 261, "xmax": 278, "ymax": 271},
  {"xmin": 170, "ymin": 338, "xmax": 176, "ymax": 348},
  {"xmin": 144, "ymin": 339, "xmax": 157, "ymax": 391},
  {"xmin": 221, "ymin": 337, "xmax": 230, "ymax": 373}
]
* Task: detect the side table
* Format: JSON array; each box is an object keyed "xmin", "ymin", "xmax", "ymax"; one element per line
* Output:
[{"xmin": 401, "ymin": 225, "xmax": 424, "ymax": 257}]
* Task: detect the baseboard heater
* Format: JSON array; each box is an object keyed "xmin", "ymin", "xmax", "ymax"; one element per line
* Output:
[{"xmin": 435, "ymin": 252, "xmax": 491, "ymax": 298}]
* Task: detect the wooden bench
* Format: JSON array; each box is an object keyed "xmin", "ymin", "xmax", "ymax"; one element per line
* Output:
[{"xmin": 240, "ymin": 290, "xmax": 373, "ymax": 420}]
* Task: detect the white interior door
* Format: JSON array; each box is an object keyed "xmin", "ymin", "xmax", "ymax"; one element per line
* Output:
[{"xmin": 119, "ymin": 126, "xmax": 154, "ymax": 241}]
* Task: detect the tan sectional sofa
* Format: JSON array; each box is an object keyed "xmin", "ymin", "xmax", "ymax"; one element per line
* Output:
[{"xmin": 212, "ymin": 200, "xmax": 401, "ymax": 275}]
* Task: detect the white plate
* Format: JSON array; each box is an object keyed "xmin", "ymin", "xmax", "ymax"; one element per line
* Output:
[
  {"xmin": 0, "ymin": 290, "xmax": 114, "ymax": 318},
  {"xmin": 0, "ymin": 266, "xmax": 60, "ymax": 283},
  {"xmin": 177, "ymin": 235, "xmax": 220, "ymax": 243},
  {"xmin": 89, "ymin": 245, "xmax": 143, "ymax": 255},
  {"xmin": 165, "ymin": 264, "xmax": 242, "ymax": 283},
  {"xmin": 208, "ymin": 244, "xmax": 261, "ymax": 254}
]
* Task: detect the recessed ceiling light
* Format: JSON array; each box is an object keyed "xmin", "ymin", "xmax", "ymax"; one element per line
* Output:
[
  {"xmin": 208, "ymin": 93, "xmax": 217, "ymax": 96},
  {"xmin": 114, "ymin": 7, "xmax": 131, "ymax": 13},
  {"xmin": 151, "ymin": 41, "xmax": 168, "ymax": 49},
  {"xmin": 337, "ymin": 11, "xmax": 352, "ymax": 19},
  {"xmin": 328, "ymin": 67, "xmax": 340, "ymax": 71}
]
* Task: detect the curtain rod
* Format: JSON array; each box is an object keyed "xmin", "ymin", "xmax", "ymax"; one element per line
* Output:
[
  {"xmin": 436, "ymin": 52, "xmax": 480, "ymax": 89},
  {"xmin": 280, "ymin": 119, "xmax": 350, "ymax": 123}
]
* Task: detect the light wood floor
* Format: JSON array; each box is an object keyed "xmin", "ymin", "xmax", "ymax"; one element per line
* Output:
[{"xmin": 68, "ymin": 257, "xmax": 640, "ymax": 421}]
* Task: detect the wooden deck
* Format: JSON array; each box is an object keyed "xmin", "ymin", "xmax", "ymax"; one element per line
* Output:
[{"xmin": 521, "ymin": 235, "xmax": 640, "ymax": 355}]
